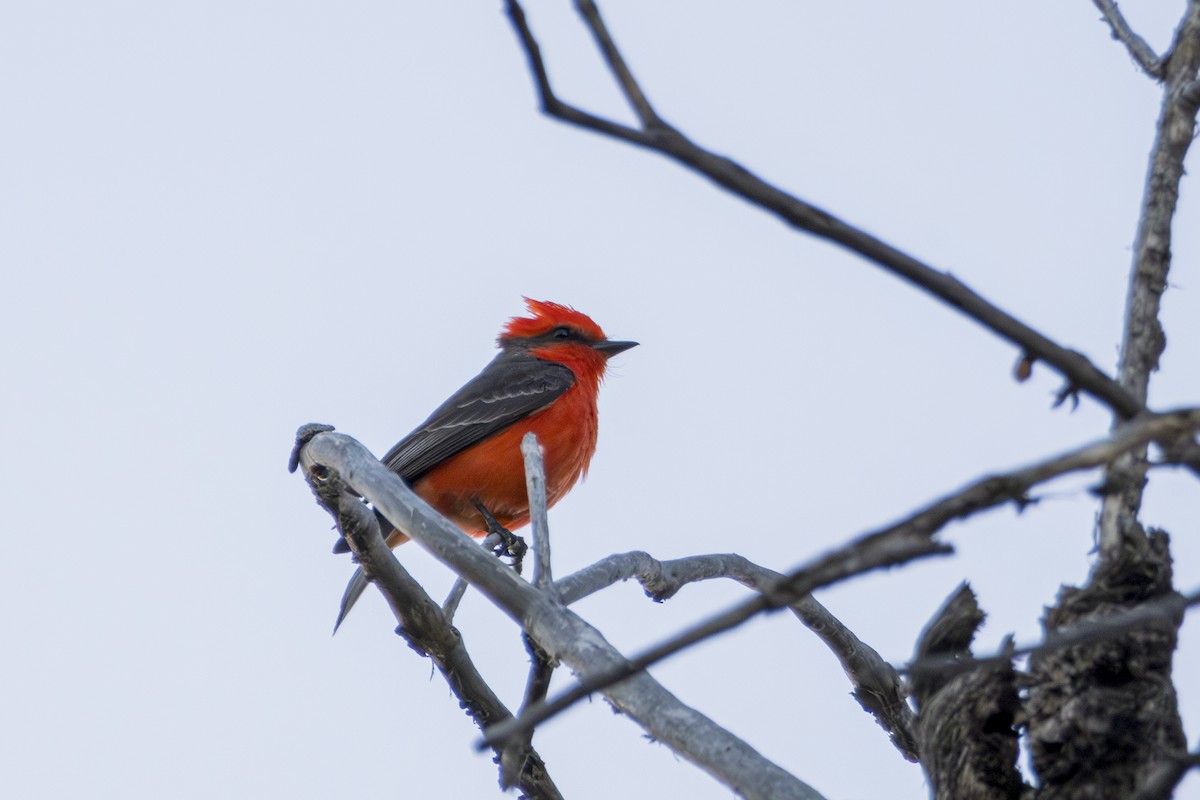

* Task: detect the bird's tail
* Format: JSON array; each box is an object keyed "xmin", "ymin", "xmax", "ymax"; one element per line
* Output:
[{"xmin": 333, "ymin": 567, "xmax": 371, "ymax": 634}]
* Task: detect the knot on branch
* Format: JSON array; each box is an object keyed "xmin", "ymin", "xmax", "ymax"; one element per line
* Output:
[
  {"xmin": 290, "ymin": 422, "xmax": 336, "ymax": 473},
  {"xmin": 639, "ymin": 561, "xmax": 683, "ymax": 602}
]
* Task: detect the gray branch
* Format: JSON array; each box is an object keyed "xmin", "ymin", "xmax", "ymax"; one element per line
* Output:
[
  {"xmin": 522, "ymin": 433, "xmax": 557, "ymax": 598},
  {"xmin": 486, "ymin": 407, "xmax": 1200, "ymax": 744},
  {"xmin": 503, "ymin": 434, "xmax": 560, "ymax": 788},
  {"xmin": 1099, "ymin": 3, "xmax": 1200, "ymax": 554},
  {"xmin": 1091, "ymin": 0, "xmax": 1164, "ymax": 76},
  {"xmin": 556, "ymin": 551, "xmax": 919, "ymax": 761},
  {"xmin": 295, "ymin": 427, "xmax": 828, "ymax": 800},
  {"xmin": 290, "ymin": 424, "xmax": 562, "ymax": 800}
]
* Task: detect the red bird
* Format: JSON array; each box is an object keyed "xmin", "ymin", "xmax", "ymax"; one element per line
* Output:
[{"xmin": 335, "ymin": 299, "xmax": 636, "ymax": 630}]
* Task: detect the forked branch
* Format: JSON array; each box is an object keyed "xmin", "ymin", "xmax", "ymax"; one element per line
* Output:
[
  {"xmin": 483, "ymin": 407, "xmax": 1200, "ymax": 746},
  {"xmin": 556, "ymin": 550, "xmax": 919, "ymax": 761},
  {"xmin": 504, "ymin": 0, "xmax": 1145, "ymax": 421},
  {"xmin": 1091, "ymin": 0, "xmax": 1164, "ymax": 77},
  {"xmin": 289, "ymin": 424, "xmax": 563, "ymax": 800},
  {"xmin": 294, "ymin": 425, "xmax": 829, "ymax": 800}
]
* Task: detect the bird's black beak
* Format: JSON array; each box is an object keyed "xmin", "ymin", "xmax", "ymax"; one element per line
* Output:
[{"xmin": 592, "ymin": 339, "xmax": 638, "ymax": 357}]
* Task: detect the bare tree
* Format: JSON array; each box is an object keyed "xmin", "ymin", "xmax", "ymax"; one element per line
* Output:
[{"xmin": 291, "ymin": 2, "xmax": 1200, "ymax": 798}]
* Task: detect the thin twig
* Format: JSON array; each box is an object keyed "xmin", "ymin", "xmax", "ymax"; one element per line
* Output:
[
  {"xmin": 505, "ymin": 0, "xmax": 649, "ymax": 147},
  {"xmin": 482, "ymin": 408, "xmax": 1200, "ymax": 746},
  {"xmin": 503, "ymin": 0, "xmax": 1146, "ymax": 422},
  {"xmin": 521, "ymin": 433, "xmax": 557, "ymax": 599},
  {"xmin": 502, "ymin": 637, "xmax": 559, "ymax": 788},
  {"xmin": 500, "ymin": 434, "xmax": 562, "ymax": 788},
  {"xmin": 1091, "ymin": 0, "xmax": 1164, "ymax": 77},
  {"xmin": 444, "ymin": 531, "xmax": 507, "ymax": 620},
  {"xmin": 573, "ymin": 0, "xmax": 663, "ymax": 126},
  {"xmin": 442, "ymin": 577, "xmax": 470, "ymax": 619}
]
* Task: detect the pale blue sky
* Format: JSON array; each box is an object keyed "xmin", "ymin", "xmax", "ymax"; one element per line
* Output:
[{"xmin": 3, "ymin": 2, "xmax": 1198, "ymax": 798}]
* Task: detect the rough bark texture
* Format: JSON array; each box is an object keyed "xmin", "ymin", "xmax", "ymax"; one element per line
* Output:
[
  {"xmin": 1098, "ymin": 1, "xmax": 1200, "ymax": 554},
  {"xmin": 913, "ymin": 584, "xmax": 1027, "ymax": 800},
  {"xmin": 1025, "ymin": 529, "xmax": 1187, "ymax": 799}
]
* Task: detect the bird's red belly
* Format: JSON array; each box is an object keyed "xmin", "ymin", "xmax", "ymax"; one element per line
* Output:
[{"xmin": 407, "ymin": 386, "xmax": 599, "ymax": 539}]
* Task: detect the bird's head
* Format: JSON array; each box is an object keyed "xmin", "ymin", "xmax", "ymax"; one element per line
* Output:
[{"xmin": 498, "ymin": 298, "xmax": 638, "ymax": 370}]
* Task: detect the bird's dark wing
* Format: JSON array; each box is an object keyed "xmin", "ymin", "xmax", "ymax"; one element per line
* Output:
[
  {"xmin": 381, "ymin": 352, "xmax": 575, "ymax": 483},
  {"xmin": 329, "ymin": 352, "xmax": 575, "ymax": 556}
]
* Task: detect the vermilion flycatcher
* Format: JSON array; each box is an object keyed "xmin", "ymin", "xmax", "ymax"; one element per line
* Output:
[{"xmin": 334, "ymin": 299, "xmax": 636, "ymax": 629}]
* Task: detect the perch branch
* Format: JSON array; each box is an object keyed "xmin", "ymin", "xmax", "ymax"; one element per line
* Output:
[
  {"xmin": 295, "ymin": 426, "xmax": 828, "ymax": 800},
  {"xmin": 290, "ymin": 424, "xmax": 562, "ymax": 800}
]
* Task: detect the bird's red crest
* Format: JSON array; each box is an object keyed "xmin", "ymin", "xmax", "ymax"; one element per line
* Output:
[{"xmin": 498, "ymin": 298, "xmax": 606, "ymax": 343}]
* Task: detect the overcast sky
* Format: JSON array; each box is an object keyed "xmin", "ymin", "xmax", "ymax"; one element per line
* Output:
[{"xmin": 3, "ymin": 2, "xmax": 1198, "ymax": 798}]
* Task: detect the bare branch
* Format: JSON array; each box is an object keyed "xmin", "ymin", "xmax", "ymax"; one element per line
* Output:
[
  {"xmin": 442, "ymin": 531, "xmax": 514, "ymax": 620},
  {"xmin": 442, "ymin": 577, "xmax": 470, "ymax": 619},
  {"xmin": 484, "ymin": 521, "xmax": 946, "ymax": 750},
  {"xmin": 505, "ymin": 0, "xmax": 651, "ymax": 147},
  {"xmin": 503, "ymin": 0, "xmax": 1146, "ymax": 421},
  {"xmin": 1113, "ymin": 1, "xmax": 1200, "ymax": 405},
  {"xmin": 501, "ymin": 434, "xmax": 561, "ymax": 789},
  {"xmin": 573, "ymin": 0, "xmax": 663, "ymax": 127},
  {"xmin": 485, "ymin": 407, "xmax": 1200, "ymax": 744},
  {"xmin": 1099, "ymin": 3, "xmax": 1200, "ymax": 554},
  {"xmin": 521, "ymin": 433, "xmax": 557, "ymax": 598},
  {"xmin": 294, "ymin": 433, "xmax": 563, "ymax": 800},
  {"xmin": 443, "ymin": 531, "xmax": 510, "ymax": 620},
  {"xmin": 296, "ymin": 428, "xmax": 828, "ymax": 800},
  {"xmin": 1091, "ymin": 0, "xmax": 1164, "ymax": 77},
  {"xmin": 555, "ymin": 551, "xmax": 919, "ymax": 761},
  {"xmin": 503, "ymin": 635, "xmax": 558, "ymax": 790}
]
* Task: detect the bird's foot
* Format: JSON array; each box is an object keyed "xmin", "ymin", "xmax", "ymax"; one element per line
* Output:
[{"xmin": 474, "ymin": 501, "xmax": 527, "ymax": 574}]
